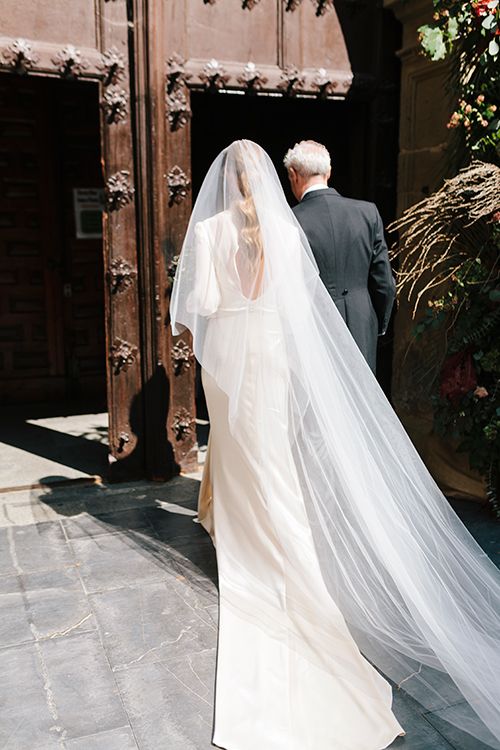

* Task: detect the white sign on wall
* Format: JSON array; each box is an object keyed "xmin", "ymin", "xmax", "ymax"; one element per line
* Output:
[{"xmin": 73, "ymin": 188, "xmax": 105, "ymax": 239}]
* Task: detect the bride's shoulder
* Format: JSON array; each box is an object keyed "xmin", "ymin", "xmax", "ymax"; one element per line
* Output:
[{"xmin": 195, "ymin": 210, "xmax": 232, "ymax": 231}]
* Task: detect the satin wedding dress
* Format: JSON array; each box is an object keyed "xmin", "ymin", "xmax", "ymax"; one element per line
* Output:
[
  {"xmin": 171, "ymin": 141, "xmax": 500, "ymax": 750},
  {"xmin": 200, "ymin": 330, "xmax": 405, "ymax": 749}
]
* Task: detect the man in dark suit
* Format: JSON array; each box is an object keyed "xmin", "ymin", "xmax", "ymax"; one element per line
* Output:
[{"xmin": 284, "ymin": 140, "xmax": 396, "ymax": 374}]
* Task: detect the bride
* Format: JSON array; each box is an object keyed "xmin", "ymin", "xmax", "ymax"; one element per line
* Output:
[{"xmin": 170, "ymin": 140, "xmax": 500, "ymax": 750}]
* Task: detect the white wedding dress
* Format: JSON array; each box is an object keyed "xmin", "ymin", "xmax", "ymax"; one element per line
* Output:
[
  {"xmin": 199, "ymin": 311, "xmax": 405, "ymax": 748},
  {"xmin": 171, "ymin": 141, "xmax": 500, "ymax": 750}
]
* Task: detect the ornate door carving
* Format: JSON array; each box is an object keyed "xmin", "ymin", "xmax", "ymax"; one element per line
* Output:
[
  {"xmin": 0, "ymin": 1, "xmax": 145, "ymax": 478},
  {"xmin": 98, "ymin": 0, "xmax": 144, "ymax": 477}
]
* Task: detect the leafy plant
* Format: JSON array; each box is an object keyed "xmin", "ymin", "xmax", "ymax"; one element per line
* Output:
[
  {"xmin": 418, "ymin": 0, "xmax": 500, "ymax": 161},
  {"xmin": 390, "ymin": 168, "xmax": 500, "ymax": 514}
]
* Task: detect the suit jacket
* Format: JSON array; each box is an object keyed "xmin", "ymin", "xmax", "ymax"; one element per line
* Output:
[{"xmin": 292, "ymin": 187, "xmax": 396, "ymax": 372}]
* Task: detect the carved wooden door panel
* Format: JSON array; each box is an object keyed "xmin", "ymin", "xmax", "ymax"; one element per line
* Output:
[
  {"xmin": 0, "ymin": 74, "xmax": 65, "ymax": 401},
  {"xmin": 0, "ymin": 2, "xmax": 146, "ymax": 479},
  {"xmin": 98, "ymin": 1, "xmax": 144, "ymax": 478},
  {"xmin": 56, "ymin": 80, "xmax": 106, "ymax": 402},
  {"xmin": 0, "ymin": 75, "xmax": 105, "ymax": 404}
]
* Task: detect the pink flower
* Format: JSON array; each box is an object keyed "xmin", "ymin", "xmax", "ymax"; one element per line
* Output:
[
  {"xmin": 474, "ymin": 386, "xmax": 489, "ymax": 398},
  {"xmin": 465, "ymin": 104, "xmax": 473, "ymax": 114},
  {"xmin": 476, "ymin": 94, "xmax": 485, "ymax": 104},
  {"xmin": 482, "ymin": 119, "xmax": 489, "ymax": 127}
]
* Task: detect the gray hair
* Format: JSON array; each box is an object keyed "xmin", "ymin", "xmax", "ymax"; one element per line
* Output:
[{"xmin": 283, "ymin": 140, "xmax": 331, "ymax": 177}]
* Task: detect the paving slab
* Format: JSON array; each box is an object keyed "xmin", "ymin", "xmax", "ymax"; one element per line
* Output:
[
  {"xmin": 0, "ymin": 522, "xmax": 74, "ymax": 576},
  {"xmin": 63, "ymin": 726, "xmax": 139, "ymax": 749},
  {"xmin": 114, "ymin": 656, "xmax": 215, "ymax": 750},
  {"xmin": 0, "ymin": 411, "xmax": 108, "ymax": 489},
  {"xmin": 68, "ymin": 531, "xmax": 172, "ymax": 594},
  {"xmin": 424, "ymin": 705, "xmax": 500, "ymax": 750},
  {"xmin": 90, "ymin": 577, "xmax": 217, "ymax": 672},
  {"xmin": 21, "ymin": 567, "xmax": 96, "ymax": 640},
  {"xmin": 0, "ymin": 642, "xmax": 62, "ymax": 750},
  {"xmin": 38, "ymin": 630, "xmax": 129, "ymax": 742},
  {"xmin": 388, "ymin": 689, "xmax": 455, "ymax": 749},
  {"xmin": 0, "ymin": 574, "xmax": 34, "ymax": 649},
  {"xmin": 61, "ymin": 508, "xmax": 154, "ymax": 540}
]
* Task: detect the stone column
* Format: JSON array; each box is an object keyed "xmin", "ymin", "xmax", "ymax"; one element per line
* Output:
[{"xmin": 385, "ymin": 0, "xmax": 484, "ymax": 499}]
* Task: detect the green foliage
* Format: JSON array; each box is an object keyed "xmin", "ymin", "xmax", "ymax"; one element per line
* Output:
[
  {"xmin": 418, "ymin": 0, "xmax": 500, "ymax": 161},
  {"xmin": 413, "ymin": 237, "xmax": 500, "ymax": 494},
  {"xmin": 412, "ymin": 3, "xmax": 500, "ymax": 508}
]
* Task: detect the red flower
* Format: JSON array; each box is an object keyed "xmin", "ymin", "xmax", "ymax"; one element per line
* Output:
[
  {"xmin": 440, "ymin": 350, "xmax": 477, "ymax": 406},
  {"xmin": 472, "ymin": 0, "xmax": 491, "ymax": 16}
]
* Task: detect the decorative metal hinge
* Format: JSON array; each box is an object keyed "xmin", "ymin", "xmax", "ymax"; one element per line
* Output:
[
  {"xmin": 1, "ymin": 38, "xmax": 39, "ymax": 74},
  {"xmin": 312, "ymin": 0, "xmax": 334, "ymax": 15},
  {"xmin": 171, "ymin": 341, "xmax": 194, "ymax": 375},
  {"xmin": 171, "ymin": 408, "xmax": 195, "ymax": 441},
  {"xmin": 108, "ymin": 257, "xmax": 137, "ymax": 294},
  {"xmin": 51, "ymin": 45, "xmax": 89, "ymax": 78},
  {"xmin": 105, "ymin": 170, "xmax": 135, "ymax": 211},
  {"xmin": 242, "ymin": 0, "xmax": 260, "ymax": 8},
  {"xmin": 285, "ymin": 0, "xmax": 303, "ymax": 10},
  {"xmin": 116, "ymin": 432, "xmax": 130, "ymax": 453},
  {"xmin": 278, "ymin": 66, "xmax": 305, "ymax": 97},
  {"xmin": 166, "ymin": 166, "xmax": 191, "ymax": 206},
  {"xmin": 166, "ymin": 89, "xmax": 192, "ymax": 131},
  {"xmin": 167, "ymin": 255, "xmax": 179, "ymax": 285},
  {"xmin": 312, "ymin": 68, "xmax": 338, "ymax": 99},
  {"xmin": 110, "ymin": 338, "xmax": 138, "ymax": 373},
  {"xmin": 165, "ymin": 54, "xmax": 192, "ymax": 132},
  {"xmin": 165, "ymin": 53, "xmax": 191, "ymax": 92},
  {"xmin": 98, "ymin": 46, "xmax": 126, "ymax": 86},
  {"xmin": 237, "ymin": 62, "xmax": 268, "ymax": 94},
  {"xmin": 199, "ymin": 59, "xmax": 231, "ymax": 91},
  {"xmin": 101, "ymin": 86, "xmax": 129, "ymax": 124}
]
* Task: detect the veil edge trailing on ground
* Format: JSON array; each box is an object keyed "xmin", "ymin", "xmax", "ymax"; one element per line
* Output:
[{"xmin": 171, "ymin": 140, "xmax": 500, "ymax": 749}]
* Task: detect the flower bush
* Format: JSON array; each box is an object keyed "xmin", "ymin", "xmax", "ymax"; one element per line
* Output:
[
  {"xmin": 391, "ymin": 161, "xmax": 500, "ymax": 514},
  {"xmin": 419, "ymin": 0, "xmax": 500, "ymax": 160},
  {"xmin": 415, "ymin": 249, "xmax": 500, "ymax": 496},
  {"xmin": 389, "ymin": 1, "xmax": 500, "ymax": 513}
]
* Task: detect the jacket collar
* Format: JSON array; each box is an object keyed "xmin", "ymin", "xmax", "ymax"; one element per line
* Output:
[{"xmin": 299, "ymin": 187, "xmax": 340, "ymax": 203}]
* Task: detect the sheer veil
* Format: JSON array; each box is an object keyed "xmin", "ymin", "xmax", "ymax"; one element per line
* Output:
[{"xmin": 170, "ymin": 140, "xmax": 500, "ymax": 748}]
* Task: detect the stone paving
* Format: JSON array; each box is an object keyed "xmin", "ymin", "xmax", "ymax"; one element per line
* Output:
[
  {"xmin": 0, "ymin": 477, "xmax": 498, "ymax": 750},
  {"xmin": 0, "ymin": 408, "xmax": 109, "ymax": 490}
]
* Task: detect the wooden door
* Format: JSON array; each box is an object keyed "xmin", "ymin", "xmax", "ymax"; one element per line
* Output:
[
  {"xmin": 0, "ymin": 75, "xmax": 105, "ymax": 405},
  {"xmin": 1, "ymin": 1, "xmax": 146, "ymax": 479}
]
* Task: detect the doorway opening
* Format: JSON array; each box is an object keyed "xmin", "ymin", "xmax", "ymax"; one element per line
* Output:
[
  {"xmin": 0, "ymin": 74, "xmax": 108, "ymax": 489},
  {"xmin": 191, "ymin": 91, "xmax": 373, "ymax": 206},
  {"xmin": 190, "ymin": 90, "xmax": 392, "ymax": 454}
]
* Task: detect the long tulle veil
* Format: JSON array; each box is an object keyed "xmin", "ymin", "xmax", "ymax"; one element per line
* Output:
[{"xmin": 170, "ymin": 139, "xmax": 500, "ymax": 748}]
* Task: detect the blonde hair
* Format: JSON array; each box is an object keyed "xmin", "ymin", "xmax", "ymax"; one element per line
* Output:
[{"xmin": 235, "ymin": 157, "xmax": 264, "ymax": 297}]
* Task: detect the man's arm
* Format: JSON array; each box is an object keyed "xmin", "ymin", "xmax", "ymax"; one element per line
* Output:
[{"xmin": 368, "ymin": 206, "xmax": 396, "ymax": 336}]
